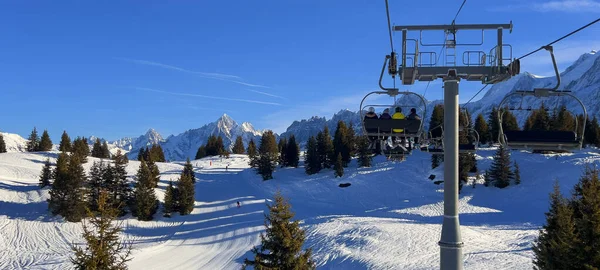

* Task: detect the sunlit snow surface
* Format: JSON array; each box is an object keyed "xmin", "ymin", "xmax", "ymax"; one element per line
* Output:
[{"xmin": 1, "ymin": 147, "xmax": 599, "ymax": 269}]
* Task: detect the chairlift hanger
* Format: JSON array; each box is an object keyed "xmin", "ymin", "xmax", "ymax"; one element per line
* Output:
[
  {"xmin": 497, "ymin": 46, "xmax": 587, "ymax": 151},
  {"xmin": 421, "ymin": 125, "xmax": 480, "ymax": 155}
]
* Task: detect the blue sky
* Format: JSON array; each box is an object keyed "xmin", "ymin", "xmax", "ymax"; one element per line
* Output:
[{"xmin": 1, "ymin": 0, "xmax": 599, "ymax": 141}]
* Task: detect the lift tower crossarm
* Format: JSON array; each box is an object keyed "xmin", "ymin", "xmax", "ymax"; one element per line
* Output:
[{"xmin": 393, "ymin": 23, "xmax": 512, "ymax": 32}]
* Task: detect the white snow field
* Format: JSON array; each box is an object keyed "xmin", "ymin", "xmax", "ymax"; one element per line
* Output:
[{"xmin": 0, "ymin": 148, "xmax": 598, "ymax": 269}]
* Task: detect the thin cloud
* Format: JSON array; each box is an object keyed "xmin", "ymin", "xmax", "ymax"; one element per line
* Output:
[
  {"xmin": 246, "ymin": 89, "xmax": 288, "ymax": 100},
  {"xmin": 488, "ymin": 0, "xmax": 600, "ymax": 12},
  {"xmin": 132, "ymin": 87, "xmax": 283, "ymax": 106},
  {"xmin": 116, "ymin": 57, "xmax": 271, "ymax": 88}
]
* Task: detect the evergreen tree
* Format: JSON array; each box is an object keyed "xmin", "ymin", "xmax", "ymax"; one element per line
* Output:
[
  {"xmin": 502, "ymin": 107, "xmax": 520, "ymax": 131},
  {"xmin": 247, "ymin": 139, "xmax": 258, "ymax": 168},
  {"xmin": 216, "ymin": 136, "xmax": 225, "ymax": 156},
  {"xmin": 183, "ymin": 157, "xmax": 196, "ymax": 183},
  {"xmin": 232, "ymin": 136, "xmax": 245, "ymax": 154},
  {"xmin": 87, "ymin": 161, "xmax": 106, "ymax": 212},
  {"xmin": 524, "ymin": 105, "xmax": 551, "ymax": 131},
  {"xmin": 333, "ymin": 121, "xmax": 351, "ymax": 167},
  {"xmin": 72, "ymin": 137, "xmax": 89, "ymax": 163},
  {"xmin": 71, "ymin": 190, "xmax": 132, "ymax": 270},
  {"xmin": 91, "ymin": 138, "xmax": 104, "ymax": 158},
  {"xmin": 483, "ymin": 170, "xmax": 491, "ymax": 187},
  {"xmin": 532, "ymin": 182, "xmax": 580, "ymax": 270},
  {"xmin": 430, "ymin": 105, "xmax": 445, "ymax": 169},
  {"xmin": 550, "ymin": 106, "xmax": 576, "ymax": 132},
  {"xmin": 39, "ymin": 130, "xmax": 53, "ymax": 151},
  {"xmin": 147, "ymin": 159, "xmax": 160, "ymax": 188},
  {"xmin": 133, "ymin": 159, "xmax": 158, "ymax": 221},
  {"xmin": 487, "ymin": 107, "xmax": 500, "ymax": 143},
  {"xmin": 356, "ymin": 136, "xmax": 372, "ymax": 168},
  {"xmin": 431, "ymin": 154, "xmax": 441, "ymax": 169},
  {"xmin": 101, "ymin": 141, "xmax": 111, "ymax": 159},
  {"xmin": 304, "ymin": 136, "xmax": 321, "ymax": 175},
  {"xmin": 286, "ymin": 135, "xmax": 300, "ymax": 168},
  {"xmin": 195, "ymin": 145, "xmax": 207, "ymax": 160},
  {"xmin": 48, "ymin": 154, "xmax": 87, "ymax": 222},
  {"xmin": 39, "ymin": 158, "xmax": 52, "ymax": 188},
  {"xmin": 278, "ymin": 137, "xmax": 288, "ymax": 167},
  {"xmin": 59, "ymin": 131, "xmax": 72, "ymax": 152},
  {"xmin": 148, "ymin": 144, "xmax": 165, "ymax": 162},
  {"xmin": 48, "ymin": 153, "xmax": 70, "ymax": 218},
  {"xmin": 257, "ymin": 131, "xmax": 278, "ymax": 180},
  {"xmin": 176, "ymin": 172, "xmax": 195, "ymax": 215},
  {"xmin": 110, "ymin": 150, "xmax": 130, "ymax": 216},
  {"xmin": 26, "ymin": 127, "xmax": 39, "ymax": 152},
  {"xmin": 137, "ymin": 147, "xmax": 147, "ymax": 161},
  {"xmin": 243, "ymin": 192, "xmax": 315, "ymax": 269},
  {"xmin": 334, "ymin": 153, "xmax": 344, "ymax": 178},
  {"xmin": 347, "ymin": 123, "xmax": 357, "ymax": 157},
  {"xmin": 488, "ymin": 144, "xmax": 514, "ymax": 188},
  {"xmin": 571, "ymin": 166, "xmax": 600, "ymax": 268},
  {"xmin": 474, "ymin": 113, "xmax": 490, "ymax": 145},
  {"xmin": 584, "ymin": 116, "xmax": 600, "ymax": 147},
  {"xmin": 0, "ymin": 133, "xmax": 6, "ymax": 153},
  {"xmin": 65, "ymin": 154, "xmax": 87, "ymax": 222},
  {"xmin": 317, "ymin": 126, "xmax": 334, "ymax": 168},
  {"xmin": 163, "ymin": 180, "xmax": 177, "ymax": 217},
  {"xmin": 514, "ymin": 161, "xmax": 521, "ymax": 185}
]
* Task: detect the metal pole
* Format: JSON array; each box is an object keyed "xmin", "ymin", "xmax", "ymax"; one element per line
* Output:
[{"xmin": 440, "ymin": 77, "xmax": 463, "ymax": 270}]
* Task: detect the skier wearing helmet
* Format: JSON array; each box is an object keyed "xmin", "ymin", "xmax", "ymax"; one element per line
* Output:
[{"xmin": 364, "ymin": 107, "xmax": 379, "ymax": 143}]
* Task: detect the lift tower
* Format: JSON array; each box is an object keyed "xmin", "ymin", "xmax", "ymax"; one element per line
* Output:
[{"xmin": 385, "ymin": 23, "xmax": 518, "ymax": 269}]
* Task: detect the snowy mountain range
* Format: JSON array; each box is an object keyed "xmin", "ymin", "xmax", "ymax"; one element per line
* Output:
[{"xmin": 2, "ymin": 50, "xmax": 599, "ymax": 160}]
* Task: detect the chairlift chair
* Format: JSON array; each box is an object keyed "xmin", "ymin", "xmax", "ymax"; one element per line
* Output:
[{"xmin": 421, "ymin": 125, "xmax": 480, "ymax": 155}]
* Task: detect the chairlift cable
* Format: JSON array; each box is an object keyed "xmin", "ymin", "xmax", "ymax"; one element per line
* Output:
[
  {"xmin": 461, "ymin": 84, "xmax": 488, "ymax": 109},
  {"xmin": 384, "ymin": 0, "xmax": 394, "ymax": 52},
  {"xmin": 451, "ymin": 0, "xmax": 467, "ymax": 26},
  {"xmin": 517, "ymin": 18, "xmax": 600, "ymax": 60}
]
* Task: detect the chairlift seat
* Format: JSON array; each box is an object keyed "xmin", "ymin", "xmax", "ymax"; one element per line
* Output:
[
  {"xmin": 504, "ymin": 130, "xmax": 577, "ymax": 143},
  {"xmin": 363, "ymin": 118, "xmax": 422, "ymax": 135}
]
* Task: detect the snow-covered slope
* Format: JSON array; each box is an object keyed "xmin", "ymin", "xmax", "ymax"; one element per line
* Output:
[
  {"xmin": 0, "ymin": 132, "xmax": 28, "ymax": 152},
  {"xmin": 160, "ymin": 114, "xmax": 263, "ymax": 161},
  {"xmin": 1, "ymin": 147, "xmax": 599, "ymax": 269}
]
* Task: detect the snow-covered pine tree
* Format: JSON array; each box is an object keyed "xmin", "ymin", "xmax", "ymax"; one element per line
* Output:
[
  {"xmin": 176, "ymin": 172, "xmax": 194, "ymax": 215},
  {"xmin": 232, "ymin": 136, "xmax": 245, "ymax": 154},
  {"xmin": 286, "ymin": 135, "xmax": 300, "ymax": 168},
  {"xmin": 0, "ymin": 133, "xmax": 6, "ymax": 153},
  {"xmin": 26, "ymin": 127, "xmax": 39, "ymax": 152},
  {"xmin": 59, "ymin": 131, "xmax": 72, "ymax": 152},
  {"xmin": 133, "ymin": 159, "xmax": 158, "ymax": 221},
  {"xmin": 243, "ymin": 191, "xmax": 315, "ymax": 269},
  {"xmin": 38, "ymin": 130, "xmax": 53, "ymax": 151},
  {"xmin": 304, "ymin": 136, "xmax": 321, "ymax": 175},
  {"xmin": 488, "ymin": 144, "xmax": 514, "ymax": 188},
  {"xmin": 357, "ymin": 136, "xmax": 372, "ymax": 168},
  {"xmin": 532, "ymin": 182, "xmax": 580, "ymax": 270},
  {"xmin": 334, "ymin": 153, "xmax": 344, "ymax": 178},
  {"xmin": 39, "ymin": 158, "xmax": 52, "ymax": 188},
  {"xmin": 71, "ymin": 190, "xmax": 132, "ymax": 269}
]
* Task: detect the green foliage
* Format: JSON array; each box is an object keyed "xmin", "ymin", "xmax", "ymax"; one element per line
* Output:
[
  {"xmin": 48, "ymin": 153, "xmax": 87, "ymax": 222},
  {"xmin": 278, "ymin": 137, "xmax": 288, "ymax": 167},
  {"xmin": 584, "ymin": 116, "xmax": 600, "ymax": 147},
  {"xmin": 333, "ymin": 121, "xmax": 351, "ymax": 167},
  {"xmin": 26, "ymin": 127, "xmax": 39, "ymax": 152},
  {"xmin": 571, "ymin": 166, "xmax": 600, "ymax": 268},
  {"xmin": 148, "ymin": 144, "xmax": 165, "ymax": 162},
  {"xmin": 163, "ymin": 180, "xmax": 177, "ymax": 217},
  {"xmin": 102, "ymin": 141, "xmax": 111, "ymax": 159},
  {"xmin": 205, "ymin": 135, "xmax": 226, "ymax": 157},
  {"xmin": 243, "ymin": 192, "xmax": 315, "ymax": 269},
  {"xmin": 39, "ymin": 130, "xmax": 53, "ymax": 151},
  {"xmin": 71, "ymin": 190, "xmax": 132, "ymax": 270},
  {"xmin": 87, "ymin": 161, "xmax": 106, "ymax": 212},
  {"xmin": 550, "ymin": 105, "xmax": 576, "ymax": 132},
  {"xmin": 91, "ymin": 139, "xmax": 104, "ymax": 158},
  {"xmin": 247, "ymin": 139, "xmax": 258, "ymax": 168},
  {"xmin": 429, "ymin": 104, "xmax": 444, "ymax": 138},
  {"xmin": 195, "ymin": 145, "xmax": 207, "ymax": 160},
  {"xmin": 257, "ymin": 131, "xmax": 278, "ymax": 180},
  {"xmin": 72, "ymin": 137, "xmax": 90, "ymax": 163},
  {"xmin": 286, "ymin": 135, "xmax": 300, "ymax": 168},
  {"xmin": 232, "ymin": 136, "xmax": 245, "ymax": 154},
  {"xmin": 39, "ymin": 158, "xmax": 52, "ymax": 188},
  {"xmin": 146, "ymin": 159, "xmax": 160, "ymax": 188},
  {"xmin": 356, "ymin": 136, "xmax": 372, "ymax": 168},
  {"xmin": 133, "ymin": 159, "xmax": 158, "ymax": 221},
  {"xmin": 474, "ymin": 113, "xmax": 489, "ymax": 144},
  {"xmin": 183, "ymin": 157, "xmax": 196, "ymax": 183},
  {"xmin": 137, "ymin": 147, "xmax": 147, "ymax": 161},
  {"xmin": 487, "ymin": 145, "xmax": 514, "ymax": 188},
  {"xmin": 304, "ymin": 136, "xmax": 321, "ymax": 175},
  {"xmin": 176, "ymin": 172, "xmax": 195, "ymax": 215},
  {"xmin": 111, "ymin": 150, "xmax": 131, "ymax": 216},
  {"xmin": 524, "ymin": 104, "xmax": 551, "ymax": 131},
  {"xmin": 334, "ymin": 153, "xmax": 344, "ymax": 178},
  {"xmin": 59, "ymin": 131, "xmax": 72, "ymax": 152},
  {"xmin": 514, "ymin": 161, "xmax": 521, "ymax": 185},
  {"xmin": 317, "ymin": 126, "xmax": 335, "ymax": 169},
  {"xmin": 0, "ymin": 133, "xmax": 6, "ymax": 153}
]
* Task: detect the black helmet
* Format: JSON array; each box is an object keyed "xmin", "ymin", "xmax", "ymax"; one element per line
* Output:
[
  {"xmin": 411, "ymin": 108, "xmax": 417, "ymax": 114},
  {"xmin": 395, "ymin": 107, "xmax": 401, "ymax": 113}
]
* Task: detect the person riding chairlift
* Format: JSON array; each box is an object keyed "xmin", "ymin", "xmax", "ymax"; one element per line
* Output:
[
  {"xmin": 392, "ymin": 107, "xmax": 406, "ymax": 145},
  {"xmin": 364, "ymin": 107, "xmax": 379, "ymax": 147}
]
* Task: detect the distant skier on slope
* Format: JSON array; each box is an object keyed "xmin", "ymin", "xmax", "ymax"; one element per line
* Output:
[{"xmin": 237, "ymin": 201, "xmax": 241, "ymax": 208}]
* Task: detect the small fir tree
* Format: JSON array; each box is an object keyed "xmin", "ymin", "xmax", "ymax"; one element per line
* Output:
[
  {"xmin": 91, "ymin": 139, "xmax": 104, "ymax": 158},
  {"xmin": 163, "ymin": 180, "xmax": 177, "ymax": 217},
  {"xmin": 38, "ymin": 130, "xmax": 53, "ymax": 151},
  {"xmin": 0, "ymin": 133, "xmax": 6, "ymax": 153},
  {"xmin": 317, "ymin": 126, "xmax": 334, "ymax": 168},
  {"xmin": 148, "ymin": 144, "xmax": 165, "ymax": 162},
  {"xmin": 26, "ymin": 127, "xmax": 39, "ymax": 152},
  {"xmin": 474, "ymin": 113, "xmax": 489, "ymax": 145},
  {"xmin": 286, "ymin": 135, "xmax": 300, "ymax": 168},
  {"xmin": 59, "ymin": 131, "xmax": 72, "ymax": 152},
  {"xmin": 333, "ymin": 121, "xmax": 351, "ymax": 167},
  {"xmin": 110, "ymin": 150, "xmax": 130, "ymax": 216},
  {"xmin": 356, "ymin": 136, "xmax": 372, "ymax": 168},
  {"xmin": 101, "ymin": 141, "xmax": 111, "ymax": 159},
  {"xmin": 247, "ymin": 139, "xmax": 258, "ymax": 168},
  {"xmin": 304, "ymin": 136, "xmax": 321, "ymax": 175},
  {"xmin": 334, "ymin": 153, "xmax": 344, "ymax": 178},
  {"xmin": 514, "ymin": 161, "xmax": 521, "ymax": 185},
  {"xmin": 48, "ymin": 153, "xmax": 70, "ymax": 218},
  {"xmin": 72, "ymin": 137, "xmax": 89, "ymax": 163},
  {"xmin": 137, "ymin": 147, "xmax": 147, "ymax": 161},
  {"xmin": 182, "ymin": 157, "xmax": 196, "ymax": 183},
  {"xmin": 243, "ymin": 192, "xmax": 315, "ymax": 269},
  {"xmin": 176, "ymin": 172, "xmax": 195, "ymax": 215},
  {"xmin": 257, "ymin": 131, "xmax": 278, "ymax": 180},
  {"xmin": 195, "ymin": 145, "xmax": 207, "ymax": 160},
  {"xmin": 232, "ymin": 136, "xmax": 245, "ymax": 154},
  {"xmin": 133, "ymin": 159, "xmax": 158, "ymax": 221},
  {"xmin": 489, "ymin": 144, "xmax": 514, "ymax": 188},
  {"xmin": 65, "ymin": 154, "xmax": 87, "ymax": 222},
  {"xmin": 146, "ymin": 159, "xmax": 160, "ymax": 188},
  {"xmin": 571, "ymin": 166, "xmax": 600, "ymax": 268},
  {"xmin": 71, "ymin": 190, "xmax": 132, "ymax": 270},
  {"xmin": 39, "ymin": 158, "xmax": 52, "ymax": 188},
  {"xmin": 87, "ymin": 161, "xmax": 106, "ymax": 212},
  {"xmin": 278, "ymin": 137, "xmax": 288, "ymax": 167}
]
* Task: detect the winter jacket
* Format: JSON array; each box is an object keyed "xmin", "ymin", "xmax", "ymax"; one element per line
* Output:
[
  {"xmin": 407, "ymin": 113, "xmax": 421, "ymax": 120},
  {"xmin": 392, "ymin": 112, "xmax": 405, "ymax": 133}
]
